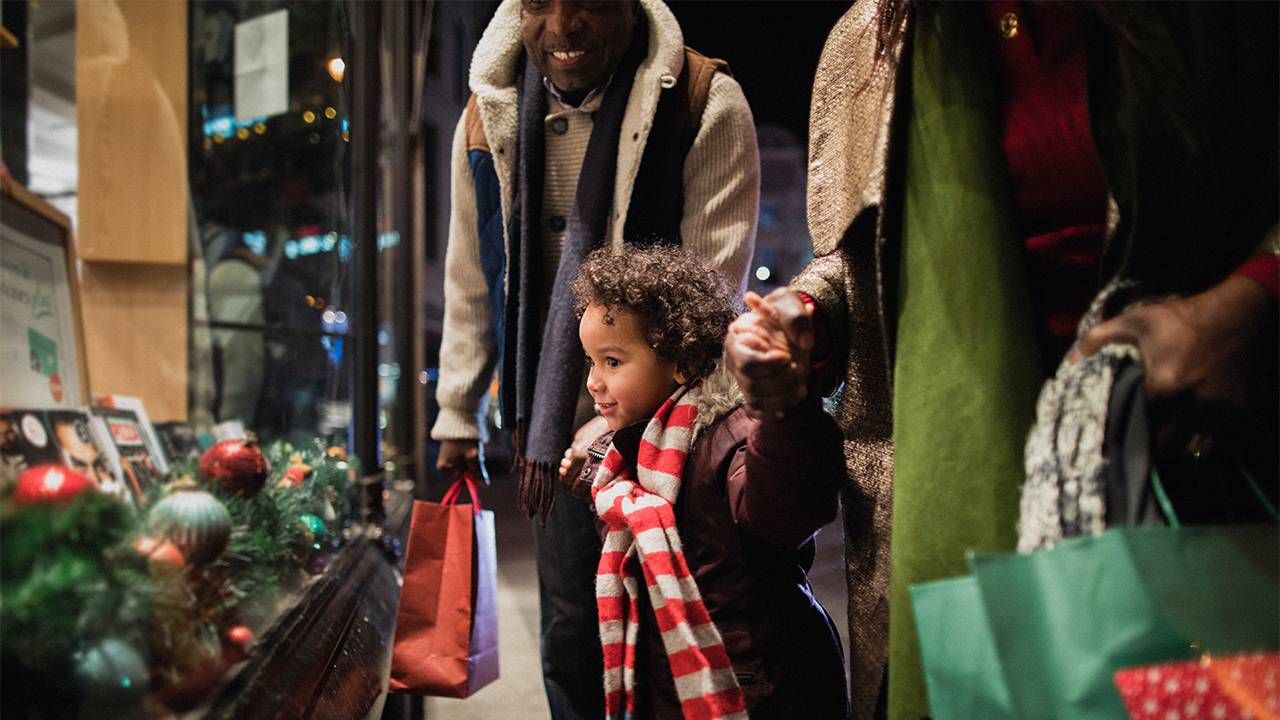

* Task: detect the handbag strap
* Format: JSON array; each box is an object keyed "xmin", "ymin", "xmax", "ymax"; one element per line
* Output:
[
  {"xmin": 441, "ymin": 473, "xmax": 484, "ymax": 511},
  {"xmin": 1149, "ymin": 464, "xmax": 1279, "ymax": 529}
]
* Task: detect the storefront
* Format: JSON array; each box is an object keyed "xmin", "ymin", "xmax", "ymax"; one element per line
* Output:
[{"xmin": 0, "ymin": 1, "xmax": 492, "ymax": 716}]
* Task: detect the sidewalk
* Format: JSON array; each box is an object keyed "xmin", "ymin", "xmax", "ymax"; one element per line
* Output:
[{"xmin": 425, "ymin": 470, "xmax": 850, "ymax": 718}]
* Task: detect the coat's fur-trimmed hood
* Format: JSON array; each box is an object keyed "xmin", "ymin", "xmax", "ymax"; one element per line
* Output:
[{"xmin": 690, "ymin": 360, "xmax": 743, "ymax": 441}]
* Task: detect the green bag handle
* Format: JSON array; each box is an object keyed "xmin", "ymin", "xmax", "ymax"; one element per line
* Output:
[
  {"xmin": 1148, "ymin": 468, "xmax": 1181, "ymax": 529},
  {"xmin": 1241, "ymin": 465, "xmax": 1280, "ymax": 522},
  {"xmin": 1150, "ymin": 464, "xmax": 1280, "ymax": 529}
]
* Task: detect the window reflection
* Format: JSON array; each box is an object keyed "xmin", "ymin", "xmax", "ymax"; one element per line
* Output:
[{"xmin": 190, "ymin": 1, "xmax": 350, "ymax": 444}]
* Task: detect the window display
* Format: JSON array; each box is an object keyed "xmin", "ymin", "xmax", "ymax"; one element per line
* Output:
[
  {"xmin": 2, "ymin": 1, "xmax": 418, "ymax": 716},
  {"xmin": 1, "ymin": 432, "xmax": 358, "ymax": 715}
]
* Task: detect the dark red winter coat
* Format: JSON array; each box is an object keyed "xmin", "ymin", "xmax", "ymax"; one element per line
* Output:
[{"xmin": 577, "ymin": 372, "xmax": 851, "ymax": 719}]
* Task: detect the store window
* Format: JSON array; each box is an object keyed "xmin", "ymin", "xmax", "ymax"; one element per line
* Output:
[
  {"xmin": 1, "ymin": 1, "xmax": 437, "ymax": 715},
  {"xmin": 190, "ymin": 1, "xmax": 353, "ymax": 445}
]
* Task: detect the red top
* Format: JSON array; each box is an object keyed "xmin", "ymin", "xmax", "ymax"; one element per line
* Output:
[
  {"xmin": 986, "ymin": 0, "xmax": 1108, "ymax": 367},
  {"xmin": 1235, "ymin": 252, "xmax": 1279, "ymax": 299},
  {"xmin": 801, "ymin": 3, "xmax": 1277, "ymax": 379},
  {"xmin": 986, "ymin": 1, "xmax": 1277, "ymax": 367}
]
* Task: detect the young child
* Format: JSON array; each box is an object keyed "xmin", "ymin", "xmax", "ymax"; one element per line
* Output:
[{"xmin": 564, "ymin": 246, "xmax": 850, "ymax": 720}]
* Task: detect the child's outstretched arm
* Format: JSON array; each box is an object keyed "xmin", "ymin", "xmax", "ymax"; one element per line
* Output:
[{"xmin": 724, "ymin": 395, "xmax": 845, "ymax": 549}]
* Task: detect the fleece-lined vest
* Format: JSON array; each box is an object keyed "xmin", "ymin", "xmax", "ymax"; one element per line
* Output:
[{"xmin": 463, "ymin": 48, "xmax": 730, "ymax": 330}]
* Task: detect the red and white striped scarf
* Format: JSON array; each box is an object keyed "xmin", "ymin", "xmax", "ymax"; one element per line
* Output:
[{"xmin": 591, "ymin": 383, "xmax": 747, "ymax": 720}]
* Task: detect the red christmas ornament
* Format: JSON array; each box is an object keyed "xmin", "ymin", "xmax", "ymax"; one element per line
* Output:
[
  {"xmin": 226, "ymin": 625, "xmax": 254, "ymax": 651},
  {"xmin": 132, "ymin": 535, "xmax": 186, "ymax": 568},
  {"xmin": 222, "ymin": 625, "xmax": 256, "ymax": 663},
  {"xmin": 199, "ymin": 435, "xmax": 270, "ymax": 496},
  {"xmin": 12, "ymin": 464, "xmax": 93, "ymax": 505},
  {"xmin": 276, "ymin": 460, "xmax": 312, "ymax": 489},
  {"xmin": 149, "ymin": 541, "xmax": 186, "ymax": 568}
]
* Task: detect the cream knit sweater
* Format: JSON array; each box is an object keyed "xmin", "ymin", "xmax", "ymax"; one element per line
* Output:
[{"xmin": 432, "ymin": 0, "xmax": 759, "ymax": 442}]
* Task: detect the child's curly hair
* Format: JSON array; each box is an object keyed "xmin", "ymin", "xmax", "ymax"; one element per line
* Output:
[{"xmin": 571, "ymin": 245, "xmax": 736, "ymax": 383}]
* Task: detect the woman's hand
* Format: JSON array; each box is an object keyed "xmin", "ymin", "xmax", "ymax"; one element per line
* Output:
[
  {"xmin": 1073, "ymin": 274, "xmax": 1275, "ymax": 453},
  {"xmin": 725, "ymin": 289, "xmax": 815, "ymax": 417}
]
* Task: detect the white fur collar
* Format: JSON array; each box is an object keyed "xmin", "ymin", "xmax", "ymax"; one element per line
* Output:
[
  {"xmin": 690, "ymin": 361, "xmax": 744, "ymax": 441},
  {"xmin": 470, "ymin": 0, "xmax": 686, "ymax": 100},
  {"xmin": 466, "ymin": 0, "xmax": 690, "ymax": 262}
]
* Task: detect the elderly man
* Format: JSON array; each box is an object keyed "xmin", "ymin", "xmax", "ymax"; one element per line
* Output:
[{"xmin": 432, "ymin": 0, "xmax": 758, "ymax": 716}]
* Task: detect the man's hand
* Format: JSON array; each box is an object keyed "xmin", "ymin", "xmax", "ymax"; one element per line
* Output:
[
  {"xmin": 559, "ymin": 415, "xmax": 610, "ymax": 498},
  {"xmin": 725, "ymin": 289, "xmax": 816, "ymax": 418},
  {"xmin": 1072, "ymin": 275, "xmax": 1275, "ymax": 452},
  {"xmin": 437, "ymin": 439, "xmax": 488, "ymax": 484}
]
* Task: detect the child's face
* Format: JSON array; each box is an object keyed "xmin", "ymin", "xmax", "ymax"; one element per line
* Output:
[{"xmin": 580, "ymin": 303, "xmax": 683, "ymax": 431}]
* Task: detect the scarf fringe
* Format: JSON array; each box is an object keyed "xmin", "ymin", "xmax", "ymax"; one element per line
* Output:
[
  {"xmin": 513, "ymin": 419, "xmax": 556, "ymax": 521},
  {"xmin": 517, "ymin": 455, "xmax": 558, "ymax": 522}
]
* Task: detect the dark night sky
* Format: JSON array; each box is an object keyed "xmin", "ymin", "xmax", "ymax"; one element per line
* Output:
[
  {"xmin": 667, "ymin": 1, "xmax": 851, "ymax": 143},
  {"xmin": 463, "ymin": 1, "xmax": 852, "ymax": 144}
]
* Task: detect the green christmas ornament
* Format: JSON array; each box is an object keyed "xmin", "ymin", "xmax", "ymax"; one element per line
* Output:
[
  {"xmin": 75, "ymin": 638, "xmax": 148, "ymax": 711},
  {"xmin": 298, "ymin": 513, "xmax": 327, "ymax": 548},
  {"xmin": 149, "ymin": 490, "xmax": 232, "ymax": 566}
]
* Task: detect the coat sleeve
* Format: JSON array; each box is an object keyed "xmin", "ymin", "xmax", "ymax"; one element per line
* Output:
[
  {"xmin": 726, "ymin": 396, "xmax": 845, "ymax": 549},
  {"xmin": 790, "ymin": 252, "xmax": 854, "ymax": 396},
  {"xmin": 431, "ymin": 113, "xmax": 500, "ymax": 442},
  {"xmin": 680, "ymin": 71, "xmax": 760, "ymax": 298}
]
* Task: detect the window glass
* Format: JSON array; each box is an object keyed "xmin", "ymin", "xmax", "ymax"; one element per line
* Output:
[{"xmin": 190, "ymin": 1, "xmax": 352, "ymax": 443}]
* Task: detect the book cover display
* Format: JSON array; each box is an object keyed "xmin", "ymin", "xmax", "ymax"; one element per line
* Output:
[
  {"xmin": 90, "ymin": 406, "xmax": 164, "ymax": 504},
  {"xmin": 154, "ymin": 421, "xmax": 205, "ymax": 462},
  {"xmin": 94, "ymin": 394, "xmax": 170, "ymax": 474},
  {"xmin": 0, "ymin": 408, "xmax": 130, "ymax": 502}
]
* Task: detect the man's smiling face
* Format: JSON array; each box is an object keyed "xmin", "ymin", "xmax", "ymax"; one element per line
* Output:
[{"xmin": 520, "ymin": 0, "xmax": 638, "ymax": 93}]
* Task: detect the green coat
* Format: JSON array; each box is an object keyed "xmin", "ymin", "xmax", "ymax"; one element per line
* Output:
[{"xmin": 793, "ymin": 3, "xmax": 1278, "ymax": 719}]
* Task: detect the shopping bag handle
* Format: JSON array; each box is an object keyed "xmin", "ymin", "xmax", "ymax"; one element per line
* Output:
[
  {"xmin": 441, "ymin": 472, "xmax": 484, "ymax": 511},
  {"xmin": 1148, "ymin": 468, "xmax": 1180, "ymax": 529}
]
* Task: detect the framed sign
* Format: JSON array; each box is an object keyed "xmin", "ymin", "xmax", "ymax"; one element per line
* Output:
[{"xmin": 1, "ymin": 182, "xmax": 89, "ymax": 407}]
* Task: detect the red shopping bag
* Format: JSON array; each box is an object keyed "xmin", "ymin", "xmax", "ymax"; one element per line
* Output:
[
  {"xmin": 389, "ymin": 473, "xmax": 499, "ymax": 697},
  {"xmin": 1114, "ymin": 652, "xmax": 1280, "ymax": 720}
]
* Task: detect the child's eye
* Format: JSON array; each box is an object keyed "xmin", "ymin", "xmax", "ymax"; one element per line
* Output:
[
  {"xmin": 605, "ymin": 357, "xmax": 621, "ymax": 369},
  {"xmin": 584, "ymin": 356, "xmax": 594, "ymax": 367}
]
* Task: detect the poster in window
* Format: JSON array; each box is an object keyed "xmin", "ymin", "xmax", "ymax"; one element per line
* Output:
[{"xmin": 0, "ymin": 184, "xmax": 88, "ymax": 408}]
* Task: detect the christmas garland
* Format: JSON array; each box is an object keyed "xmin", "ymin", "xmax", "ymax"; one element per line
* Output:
[{"xmin": 0, "ymin": 437, "xmax": 358, "ymax": 714}]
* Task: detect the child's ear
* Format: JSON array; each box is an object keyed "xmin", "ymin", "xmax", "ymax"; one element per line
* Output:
[{"xmin": 673, "ymin": 368, "xmax": 688, "ymax": 385}]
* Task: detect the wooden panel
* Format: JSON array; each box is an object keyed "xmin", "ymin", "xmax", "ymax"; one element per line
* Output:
[
  {"xmin": 76, "ymin": 0, "xmax": 187, "ymax": 264},
  {"xmin": 78, "ymin": 262, "xmax": 187, "ymax": 421},
  {"xmin": 74, "ymin": 0, "xmax": 189, "ymax": 421}
]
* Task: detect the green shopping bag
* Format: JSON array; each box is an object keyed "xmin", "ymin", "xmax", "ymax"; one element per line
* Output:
[
  {"xmin": 911, "ymin": 576, "xmax": 1014, "ymax": 720},
  {"xmin": 914, "ymin": 356, "xmax": 1279, "ymax": 719},
  {"xmin": 970, "ymin": 524, "xmax": 1279, "ymax": 720}
]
